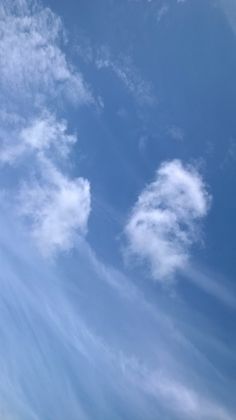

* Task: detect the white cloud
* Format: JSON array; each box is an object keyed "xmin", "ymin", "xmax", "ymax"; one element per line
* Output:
[
  {"xmin": 184, "ymin": 265, "xmax": 236, "ymax": 309},
  {"xmin": 145, "ymin": 373, "xmax": 232, "ymax": 420},
  {"xmin": 0, "ymin": 0, "xmax": 92, "ymax": 255},
  {"xmin": 19, "ymin": 158, "xmax": 91, "ymax": 256},
  {"xmin": 125, "ymin": 160, "xmax": 211, "ymax": 281},
  {"xmin": 0, "ymin": 111, "xmax": 91, "ymax": 255},
  {"xmin": 0, "ymin": 0, "xmax": 92, "ymax": 109},
  {"xmin": 0, "ymin": 0, "xmax": 93, "ymax": 160},
  {"xmin": 157, "ymin": 4, "xmax": 169, "ymax": 23},
  {"xmin": 76, "ymin": 42, "xmax": 155, "ymax": 106},
  {"xmin": 96, "ymin": 49, "xmax": 155, "ymax": 106},
  {"xmin": 20, "ymin": 114, "xmax": 76, "ymax": 155},
  {"xmin": 0, "ymin": 112, "xmax": 76, "ymax": 164}
]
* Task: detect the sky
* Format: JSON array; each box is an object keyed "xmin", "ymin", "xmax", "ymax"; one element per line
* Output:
[{"xmin": 0, "ymin": 0, "xmax": 236, "ymax": 419}]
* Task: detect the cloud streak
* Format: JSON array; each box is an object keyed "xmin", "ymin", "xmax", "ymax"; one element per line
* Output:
[
  {"xmin": 77, "ymin": 42, "xmax": 155, "ymax": 107},
  {"xmin": 95, "ymin": 48, "xmax": 155, "ymax": 106}
]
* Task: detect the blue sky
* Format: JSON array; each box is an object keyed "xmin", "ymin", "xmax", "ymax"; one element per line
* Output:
[{"xmin": 0, "ymin": 0, "xmax": 236, "ymax": 418}]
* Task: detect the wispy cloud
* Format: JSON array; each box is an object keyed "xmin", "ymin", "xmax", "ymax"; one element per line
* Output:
[
  {"xmin": 157, "ymin": 4, "xmax": 169, "ymax": 23},
  {"xmin": 96, "ymin": 48, "xmax": 155, "ymax": 106},
  {"xmin": 125, "ymin": 160, "xmax": 211, "ymax": 281},
  {"xmin": 218, "ymin": 0, "xmax": 236, "ymax": 36},
  {"xmin": 0, "ymin": 201, "xmax": 234, "ymax": 419},
  {"xmin": 0, "ymin": 112, "xmax": 76, "ymax": 164},
  {"xmin": 19, "ymin": 157, "xmax": 91, "ymax": 256},
  {"xmin": 167, "ymin": 125, "xmax": 185, "ymax": 141},
  {"xmin": 144, "ymin": 372, "xmax": 232, "ymax": 420},
  {"xmin": 184, "ymin": 264, "xmax": 236, "ymax": 310},
  {"xmin": 0, "ymin": 0, "xmax": 92, "ymax": 255},
  {"xmin": 0, "ymin": 0, "xmax": 92, "ymax": 108},
  {"xmin": 220, "ymin": 138, "xmax": 236, "ymax": 170},
  {"xmin": 0, "ymin": 1, "xmax": 235, "ymax": 419},
  {"xmin": 77, "ymin": 237, "xmax": 236, "ymax": 383},
  {"xmin": 77, "ymin": 42, "xmax": 156, "ymax": 107}
]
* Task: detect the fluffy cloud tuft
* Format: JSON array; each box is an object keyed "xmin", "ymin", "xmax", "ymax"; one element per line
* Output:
[
  {"xmin": 125, "ymin": 160, "xmax": 211, "ymax": 281},
  {"xmin": 19, "ymin": 159, "xmax": 91, "ymax": 256},
  {"xmin": 0, "ymin": 113, "xmax": 76, "ymax": 164}
]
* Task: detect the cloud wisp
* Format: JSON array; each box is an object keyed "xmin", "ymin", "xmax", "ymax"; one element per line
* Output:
[
  {"xmin": 0, "ymin": 0, "xmax": 92, "ymax": 109},
  {"xmin": 125, "ymin": 159, "xmax": 211, "ymax": 281},
  {"xmin": 0, "ymin": 0, "xmax": 92, "ymax": 255},
  {"xmin": 218, "ymin": 0, "xmax": 236, "ymax": 36},
  {"xmin": 77, "ymin": 42, "xmax": 155, "ymax": 107},
  {"xmin": 95, "ymin": 48, "xmax": 155, "ymax": 106},
  {"xmin": 0, "ymin": 208, "xmax": 234, "ymax": 420}
]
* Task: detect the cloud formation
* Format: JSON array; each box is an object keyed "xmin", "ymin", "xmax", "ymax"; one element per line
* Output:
[
  {"xmin": 125, "ymin": 160, "xmax": 211, "ymax": 281},
  {"xmin": 0, "ymin": 112, "xmax": 76, "ymax": 164},
  {"xmin": 19, "ymin": 158, "xmax": 91, "ymax": 256},
  {"xmin": 0, "ymin": 0, "xmax": 92, "ymax": 255},
  {"xmin": 77, "ymin": 42, "xmax": 155, "ymax": 107},
  {"xmin": 95, "ymin": 49, "xmax": 155, "ymax": 106},
  {"xmin": 0, "ymin": 0, "xmax": 92, "ymax": 108}
]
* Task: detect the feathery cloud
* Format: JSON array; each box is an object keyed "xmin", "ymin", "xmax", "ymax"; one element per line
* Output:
[
  {"xmin": 95, "ymin": 48, "xmax": 155, "ymax": 106},
  {"xmin": 77, "ymin": 42, "xmax": 155, "ymax": 107},
  {"xmin": 0, "ymin": 0, "xmax": 92, "ymax": 109},
  {"xmin": 0, "ymin": 0, "xmax": 92, "ymax": 255}
]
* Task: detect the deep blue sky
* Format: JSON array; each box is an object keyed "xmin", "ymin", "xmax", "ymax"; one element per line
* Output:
[{"xmin": 0, "ymin": 0, "xmax": 236, "ymax": 419}]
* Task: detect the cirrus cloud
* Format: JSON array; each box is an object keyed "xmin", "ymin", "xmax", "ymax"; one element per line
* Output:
[{"xmin": 0, "ymin": 0, "xmax": 92, "ymax": 109}]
